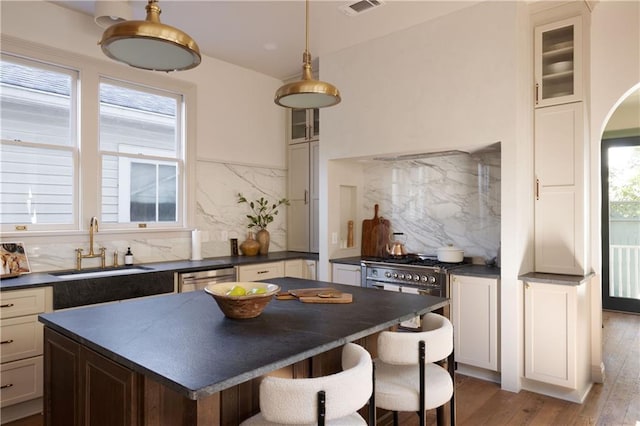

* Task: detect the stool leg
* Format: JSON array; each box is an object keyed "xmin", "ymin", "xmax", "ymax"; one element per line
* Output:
[
  {"xmin": 393, "ymin": 411, "xmax": 399, "ymax": 426},
  {"xmin": 419, "ymin": 341, "xmax": 426, "ymax": 426}
]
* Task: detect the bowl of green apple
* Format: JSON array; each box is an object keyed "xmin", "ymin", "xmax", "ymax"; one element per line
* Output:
[{"xmin": 204, "ymin": 282, "xmax": 281, "ymax": 319}]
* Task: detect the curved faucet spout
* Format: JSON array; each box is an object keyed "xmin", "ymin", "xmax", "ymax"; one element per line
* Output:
[{"xmin": 89, "ymin": 216, "xmax": 99, "ymax": 255}]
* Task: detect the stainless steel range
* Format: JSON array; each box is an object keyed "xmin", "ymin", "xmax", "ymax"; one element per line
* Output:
[
  {"xmin": 361, "ymin": 254, "xmax": 469, "ymax": 298},
  {"xmin": 361, "ymin": 255, "xmax": 468, "ymax": 328}
]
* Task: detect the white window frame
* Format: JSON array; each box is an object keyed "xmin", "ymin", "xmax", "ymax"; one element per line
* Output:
[
  {"xmin": 98, "ymin": 77, "xmax": 185, "ymax": 230},
  {"xmin": 0, "ymin": 53, "xmax": 80, "ymax": 232},
  {"xmin": 0, "ymin": 37, "xmax": 197, "ymax": 238}
]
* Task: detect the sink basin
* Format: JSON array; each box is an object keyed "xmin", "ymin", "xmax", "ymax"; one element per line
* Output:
[{"xmin": 51, "ymin": 266, "xmax": 153, "ymax": 280}]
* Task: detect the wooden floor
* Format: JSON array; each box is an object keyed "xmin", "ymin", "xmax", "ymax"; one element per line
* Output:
[{"xmin": 6, "ymin": 311, "xmax": 639, "ymax": 426}]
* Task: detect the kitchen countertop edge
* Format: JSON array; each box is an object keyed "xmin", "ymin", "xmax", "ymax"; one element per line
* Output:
[
  {"xmin": 519, "ymin": 271, "xmax": 595, "ymax": 286},
  {"xmin": 0, "ymin": 251, "xmax": 319, "ymax": 291}
]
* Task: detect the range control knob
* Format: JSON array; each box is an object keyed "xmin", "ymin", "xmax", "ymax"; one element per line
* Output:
[
  {"xmin": 393, "ymin": 273, "xmax": 398, "ymax": 279},
  {"xmin": 428, "ymin": 276, "xmax": 437, "ymax": 284},
  {"xmin": 399, "ymin": 274, "xmax": 405, "ymax": 280},
  {"xmin": 406, "ymin": 273, "xmax": 413, "ymax": 281},
  {"xmin": 414, "ymin": 275, "xmax": 420, "ymax": 282},
  {"xmin": 421, "ymin": 276, "xmax": 428, "ymax": 282},
  {"xmin": 385, "ymin": 272, "xmax": 392, "ymax": 278}
]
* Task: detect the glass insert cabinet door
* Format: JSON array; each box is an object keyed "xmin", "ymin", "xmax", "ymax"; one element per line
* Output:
[
  {"xmin": 534, "ymin": 16, "xmax": 583, "ymax": 108},
  {"xmin": 289, "ymin": 108, "xmax": 319, "ymax": 143}
]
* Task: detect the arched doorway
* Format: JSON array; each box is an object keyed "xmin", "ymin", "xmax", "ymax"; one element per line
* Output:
[{"xmin": 601, "ymin": 88, "xmax": 640, "ymax": 313}]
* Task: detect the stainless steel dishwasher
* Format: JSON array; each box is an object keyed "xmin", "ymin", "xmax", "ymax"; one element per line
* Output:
[{"xmin": 177, "ymin": 267, "xmax": 237, "ymax": 292}]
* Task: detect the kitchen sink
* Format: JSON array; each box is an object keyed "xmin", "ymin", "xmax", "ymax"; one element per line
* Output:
[{"xmin": 51, "ymin": 266, "xmax": 154, "ymax": 280}]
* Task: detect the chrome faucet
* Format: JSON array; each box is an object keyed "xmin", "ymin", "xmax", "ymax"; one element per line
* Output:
[{"xmin": 76, "ymin": 216, "xmax": 106, "ymax": 270}]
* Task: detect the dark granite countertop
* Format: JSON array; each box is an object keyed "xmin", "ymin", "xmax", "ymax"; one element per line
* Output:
[
  {"xmin": 519, "ymin": 271, "xmax": 594, "ymax": 286},
  {"xmin": 39, "ymin": 277, "xmax": 448, "ymax": 400},
  {"xmin": 0, "ymin": 251, "xmax": 318, "ymax": 291},
  {"xmin": 450, "ymin": 264, "xmax": 501, "ymax": 279},
  {"xmin": 328, "ymin": 256, "xmax": 363, "ymax": 266}
]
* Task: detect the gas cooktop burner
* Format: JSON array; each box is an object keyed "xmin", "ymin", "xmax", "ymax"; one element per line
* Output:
[{"xmin": 362, "ymin": 254, "xmax": 469, "ymax": 269}]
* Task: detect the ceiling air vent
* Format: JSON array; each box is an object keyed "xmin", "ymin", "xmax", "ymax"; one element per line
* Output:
[{"xmin": 339, "ymin": 0, "xmax": 385, "ymax": 16}]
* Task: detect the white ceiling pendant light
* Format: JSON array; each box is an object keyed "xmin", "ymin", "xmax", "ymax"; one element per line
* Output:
[
  {"xmin": 274, "ymin": 0, "xmax": 341, "ymax": 109},
  {"xmin": 99, "ymin": 0, "xmax": 201, "ymax": 72}
]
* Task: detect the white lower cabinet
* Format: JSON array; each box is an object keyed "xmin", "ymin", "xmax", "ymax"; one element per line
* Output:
[
  {"xmin": 450, "ymin": 275, "xmax": 500, "ymax": 373},
  {"xmin": 0, "ymin": 287, "xmax": 52, "ymax": 423},
  {"xmin": 523, "ymin": 277, "xmax": 591, "ymax": 402},
  {"xmin": 238, "ymin": 261, "xmax": 284, "ymax": 281},
  {"xmin": 331, "ymin": 263, "xmax": 361, "ymax": 287},
  {"xmin": 284, "ymin": 259, "xmax": 317, "ymax": 280}
]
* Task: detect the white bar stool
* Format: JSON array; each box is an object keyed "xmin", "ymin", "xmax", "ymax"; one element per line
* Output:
[
  {"xmin": 375, "ymin": 312, "xmax": 455, "ymax": 426},
  {"xmin": 241, "ymin": 342, "xmax": 374, "ymax": 425}
]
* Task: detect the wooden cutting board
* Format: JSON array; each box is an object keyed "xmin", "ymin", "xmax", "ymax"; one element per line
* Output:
[
  {"xmin": 361, "ymin": 204, "xmax": 380, "ymax": 256},
  {"xmin": 275, "ymin": 287, "xmax": 352, "ymax": 303},
  {"xmin": 374, "ymin": 214, "xmax": 391, "ymax": 258},
  {"xmin": 361, "ymin": 204, "xmax": 391, "ymax": 257},
  {"xmin": 299, "ymin": 293, "xmax": 353, "ymax": 304}
]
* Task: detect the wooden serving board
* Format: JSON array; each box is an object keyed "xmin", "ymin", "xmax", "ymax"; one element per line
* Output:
[
  {"xmin": 361, "ymin": 204, "xmax": 391, "ymax": 257},
  {"xmin": 299, "ymin": 293, "xmax": 353, "ymax": 304},
  {"xmin": 361, "ymin": 204, "xmax": 380, "ymax": 256},
  {"xmin": 288, "ymin": 287, "xmax": 336, "ymax": 298}
]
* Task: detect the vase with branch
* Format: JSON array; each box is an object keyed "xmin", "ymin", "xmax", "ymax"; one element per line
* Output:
[{"xmin": 237, "ymin": 193, "xmax": 289, "ymax": 255}]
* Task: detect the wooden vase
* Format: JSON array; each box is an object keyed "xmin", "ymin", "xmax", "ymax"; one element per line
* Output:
[
  {"xmin": 256, "ymin": 229, "xmax": 270, "ymax": 255},
  {"xmin": 239, "ymin": 232, "xmax": 260, "ymax": 256}
]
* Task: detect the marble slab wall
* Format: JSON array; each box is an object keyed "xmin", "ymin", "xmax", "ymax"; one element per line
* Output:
[
  {"xmin": 195, "ymin": 160, "xmax": 288, "ymax": 258},
  {"xmin": 18, "ymin": 160, "xmax": 287, "ymax": 272},
  {"xmin": 362, "ymin": 148, "xmax": 501, "ymax": 261}
]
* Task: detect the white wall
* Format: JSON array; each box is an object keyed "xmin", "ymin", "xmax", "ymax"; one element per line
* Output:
[
  {"xmin": 589, "ymin": 0, "xmax": 640, "ymax": 382},
  {"xmin": 320, "ymin": 1, "xmax": 530, "ymax": 392}
]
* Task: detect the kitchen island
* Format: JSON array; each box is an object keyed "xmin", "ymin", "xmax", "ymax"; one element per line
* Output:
[{"xmin": 39, "ymin": 277, "xmax": 448, "ymax": 425}]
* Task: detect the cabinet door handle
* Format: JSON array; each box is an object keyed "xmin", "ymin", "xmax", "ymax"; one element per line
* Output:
[
  {"xmin": 536, "ymin": 178, "xmax": 540, "ymax": 200},
  {"xmin": 0, "ymin": 303, "xmax": 14, "ymax": 308},
  {"xmin": 1, "ymin": 383, "xmax": 13, "ymax": 390},
  {"xmin": 535, "ymin": 82, "xmax": 539, "ymax": 105},
  {"xmin": 257, "ymin": 270, "xmax": 269, "ymax": 275},
  {"xmin": 0, "ymin": 339, "xmax": 14, "ymax": 344},
  {"xmin": 304, "ymin": 190, "xmax": 309, "ymax": 205}
]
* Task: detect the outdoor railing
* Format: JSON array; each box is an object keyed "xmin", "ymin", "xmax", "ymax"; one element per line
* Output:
[{"xmin": 610, "ymin": 244, "xmax": 640, "ymax": 299}]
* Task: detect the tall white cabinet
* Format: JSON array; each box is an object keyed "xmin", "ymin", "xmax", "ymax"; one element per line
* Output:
[
  {"xmin": 288, "ymin": 136, "xmax": 319, "ymax": 253},
  {"xmin": 532, "ymin": 5, "xmax": 590, "ymax": 276}
]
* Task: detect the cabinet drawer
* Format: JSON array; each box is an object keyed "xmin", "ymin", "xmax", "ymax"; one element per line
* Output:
[
  {"xmin": 0, "ymin": 288, "xmax": 48, "ymax": 319},
  {"xmin": 238, "ymin": 262, "xmax": 284, "ymax": 281},
  {"xmin": 0, "ymin": 315, "xmax": 44, "ymax": 363},
  {"xmin": 0, "ymin": 356, "xmax": 43, "ymax": 407}
]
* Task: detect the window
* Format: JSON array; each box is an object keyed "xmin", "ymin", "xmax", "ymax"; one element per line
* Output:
[
  {"xmin": 0, "ymin": 54, "xmax": 78, "ymax": 229},
  {"xmin": 1, "ymin": 50, "xmax": 189, "ymax": 233},
  {"xmin": 99, "ymin": 79, "xmax": 183, "ymax": 226}
]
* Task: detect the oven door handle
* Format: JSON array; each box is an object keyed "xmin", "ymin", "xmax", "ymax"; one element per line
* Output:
[{"xmin": 371, "ymin": 284, "xmax": 384, "ymax": 290}]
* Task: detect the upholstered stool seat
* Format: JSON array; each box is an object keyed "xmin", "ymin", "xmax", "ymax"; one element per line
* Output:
[
  {"xmin": 375, "ymin": 313, "xmax": 455, "ymax": 426},
  {"xmin": 241, "ymin": 342, "xmax": 373, "ymax": 426}
]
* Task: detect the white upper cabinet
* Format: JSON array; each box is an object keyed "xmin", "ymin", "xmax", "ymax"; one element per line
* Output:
[
  {"xmin": 534, "ymin": 16, "xmax": 583, "ymax": 108},
  {"xmin": 289, "ymin": 108, "xmax": 319, "ymax": 144},
  {"xmin": 534, "ymin": 102, "xmax": 588, "ymax": 275}
]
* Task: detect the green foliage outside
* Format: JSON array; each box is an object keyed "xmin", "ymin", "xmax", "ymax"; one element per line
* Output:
[{"xmin": 609, "ymin": 146, "xmax": 640, "ymax": 219}]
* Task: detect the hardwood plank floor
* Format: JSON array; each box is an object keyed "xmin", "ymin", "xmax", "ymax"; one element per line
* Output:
[{"xmin": 6, "ymin": 311, "xmax": 638, "ymax": 426}]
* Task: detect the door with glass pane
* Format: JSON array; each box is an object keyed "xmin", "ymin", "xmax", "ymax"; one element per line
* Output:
[{"xmin": 602, "ymin": 137, "xmax": 640, "ymax": 313}]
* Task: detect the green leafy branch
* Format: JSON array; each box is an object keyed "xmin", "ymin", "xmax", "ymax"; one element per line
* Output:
[{"xmin": 237, "ymin": 193, "xmax": 290, "ymax": 230}]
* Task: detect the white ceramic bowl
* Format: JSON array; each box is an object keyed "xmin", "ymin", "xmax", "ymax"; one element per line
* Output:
[
  {"xmin": 437, "ymin": 246, "xmax": 464, "ymax": 263},
  {"xmin": 204, "ymin": 282, "xmax": 280, "ymax": 319},
  {"xmin": 546, "ymin": 61, "xmax": 573, "ymax": 74}
]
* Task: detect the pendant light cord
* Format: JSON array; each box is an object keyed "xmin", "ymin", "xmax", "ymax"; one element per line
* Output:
[{"xmin": 304, "ymin": 0, "xmax": 310, "ymax": 65}]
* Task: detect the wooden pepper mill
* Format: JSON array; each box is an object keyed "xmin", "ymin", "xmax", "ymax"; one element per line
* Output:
[{"xmin": 347, "ymin": 220, "xmax": 354, "ymax": 248}]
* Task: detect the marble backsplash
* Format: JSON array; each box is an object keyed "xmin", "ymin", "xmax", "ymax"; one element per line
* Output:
[
  {"xmin": 362, "ymin": 148, "xmax": 501, "ymax": 261},
  {"xmin": 18, "ymin": 160, "xmax": 288, "ymax": 273}
]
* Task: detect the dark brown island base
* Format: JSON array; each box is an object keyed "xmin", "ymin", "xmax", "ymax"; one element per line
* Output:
[{"xmin": 39, "ymin": 277, "xmax": 450, "ymax": 425}]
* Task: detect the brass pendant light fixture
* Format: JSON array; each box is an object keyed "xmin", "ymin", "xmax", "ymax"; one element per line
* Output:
[
  {"xmin": 274, "ymin": 0, "xmax": 341, "ymax": 108},
  {"xmin": 99, "ymin": 0, "xmax": 201, "ymax": 72}
]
